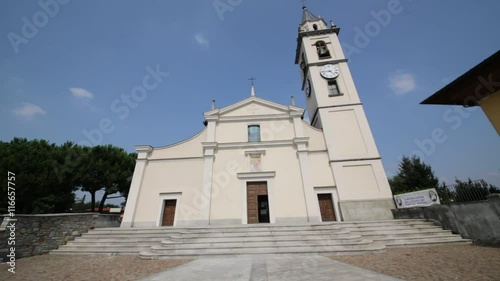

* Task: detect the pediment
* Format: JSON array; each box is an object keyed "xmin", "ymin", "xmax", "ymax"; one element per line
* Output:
[{"xmin": 205, "ymin": 97, "xmax": 304, "ymax": 119}]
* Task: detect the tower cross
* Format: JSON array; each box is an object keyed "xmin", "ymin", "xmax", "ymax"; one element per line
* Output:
[{"xmin": 249, "ymin": 76, "xmax": 256, "ymax": 86}]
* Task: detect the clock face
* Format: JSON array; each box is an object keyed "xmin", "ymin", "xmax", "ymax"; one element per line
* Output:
[
  {"xmin": 320, "ymin": 64, "xmax": 340, "ymax": 79},
  {"xmin": 304, "ymin": 79, "xmax": 311, "ymax": 97}
]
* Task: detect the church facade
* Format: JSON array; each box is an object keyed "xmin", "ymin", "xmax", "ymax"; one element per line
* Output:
[{"xmin": 121, "ymin": 6, "xmax": 395, "ymax": 228}]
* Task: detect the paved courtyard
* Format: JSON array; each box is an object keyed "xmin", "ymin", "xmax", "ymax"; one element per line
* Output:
[
  {"xmin": 140, "ymin": 255, "xmax": 400, "ymax": 281},
  {"xmin": 0, "ymin": 244, "xmax": 499, "ymax": 280}
]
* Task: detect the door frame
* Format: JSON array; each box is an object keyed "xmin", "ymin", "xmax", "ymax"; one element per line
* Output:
[
  {"xmin": 314, "ymin": 187, "xmax": 342, "ymax": 222},
  {"xmin": 238, "ymin": 173, "xmax": 276, "ymax": 224},
  {"xmin": 157, "ymin": 192, "xmax": 181, "ymax": 227}
]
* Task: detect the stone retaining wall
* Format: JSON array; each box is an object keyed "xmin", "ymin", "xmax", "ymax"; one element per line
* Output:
[
  {"xmin": 0, "ymin": 213, "xmax": 120, "ymax": 260},
  {"xmin": 392, "ymin": 194, "xmax": 500, "ymax": 246}
]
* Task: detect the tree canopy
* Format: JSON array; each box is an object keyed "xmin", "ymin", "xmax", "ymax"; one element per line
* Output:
[
  {"xmin": 0, "ymin": 138, "xmax": 136, "ymax": 214},
  {"xmin": 389, "ymin": 155, "xmax": 499, "ymax": 203},
  {"xmin": 388, "ymin": 155, "xmax": 439, "ymax": 195}
]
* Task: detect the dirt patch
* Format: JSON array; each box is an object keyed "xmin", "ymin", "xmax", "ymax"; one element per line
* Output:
[
  {"xmin": 0, "ymin": 254, "xmax": 191, "ymax": 281},
  {"xmin": 332, "ymin": 244, "xmax": 500, "ymax": 281}
]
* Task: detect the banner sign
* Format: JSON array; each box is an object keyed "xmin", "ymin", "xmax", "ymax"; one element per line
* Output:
[{"xmin": 393, "ymin": 188, "xmax": 440, "ymax": 209}]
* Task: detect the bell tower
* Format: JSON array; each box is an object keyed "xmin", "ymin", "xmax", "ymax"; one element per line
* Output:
[{"xmin": 295, "ymin": 6, "xmax": 395, "ymax": 220}]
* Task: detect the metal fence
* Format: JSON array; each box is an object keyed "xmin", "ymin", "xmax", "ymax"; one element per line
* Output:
[{"xmin": 437, "ymin": 179, "xmax": 496, "ymax": 204}]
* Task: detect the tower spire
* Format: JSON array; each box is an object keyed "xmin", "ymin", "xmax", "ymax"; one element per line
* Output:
[{"xmin": 301, "ymin": 3, "xmax": 320, "ymax": 24}]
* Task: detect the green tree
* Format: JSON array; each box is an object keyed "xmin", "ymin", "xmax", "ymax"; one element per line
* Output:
[
  {"xmin": 96, "ymin": 151, "xmax": 136, "ymax": 213},
  {"xmin": 435, "ymin": 181, "xmax": 455, "ymax": 204},
  {"xmin": 454, "ymin": 178, "xmax": 496, "ymax": 202},
  {"xmin": 0, "ymin": 138, "xmax": 77, "ymax": 214},
  {"xmin": 75, "ymin": 145, "xmax": 135, "ymax": 213},
  {"xmin": 389, "ymin": 155, "xmax": 439, "ymax": 195},
  {"xmin": 72, "ymin": 197, "xmax": 120, "ymax": 212}
]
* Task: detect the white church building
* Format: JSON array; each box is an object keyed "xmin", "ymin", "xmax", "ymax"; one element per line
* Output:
[{"xmin": 121, "ymin": 6, "xmax": 395, "ymax": 228}]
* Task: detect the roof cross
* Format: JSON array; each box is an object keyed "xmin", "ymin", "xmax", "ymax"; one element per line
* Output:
[{"xmin": 249, "ymin": 76, "xmax": 256, "ymax": 86}]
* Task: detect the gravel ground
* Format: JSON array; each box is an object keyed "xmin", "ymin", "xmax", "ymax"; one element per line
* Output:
[
  {"xmin": 0, "ymin": 255, "xmax": 191, "ymax": 281},
  {"xmin": 1, "ymin": 245, "xmax": 498, "ymax": 281},
  {"xmin": 332, "ymin": 244, "xmax": 500, "ymax": 281}
]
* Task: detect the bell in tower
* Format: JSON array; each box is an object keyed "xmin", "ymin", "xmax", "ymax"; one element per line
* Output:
[{"xmin": 295, "ymin": 5, "xmax": 396, "ymax": 221}]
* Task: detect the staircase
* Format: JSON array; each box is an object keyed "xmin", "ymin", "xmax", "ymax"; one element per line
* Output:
[{"xmin": 50, "ymin": 219, "xmax": 470, "ymax": 259}]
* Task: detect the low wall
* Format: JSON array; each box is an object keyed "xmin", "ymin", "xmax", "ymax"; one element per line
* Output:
[
  {"xmin": 95, "ymin": 214, "xmax": 121, "ymax": 228},
  {"xmin": 392, "ymin": 194, "xmax": 500, "ymax": 246},
  {"xmin": 0, "ymin": 213, "xmax": 120, "ymax": 260}
]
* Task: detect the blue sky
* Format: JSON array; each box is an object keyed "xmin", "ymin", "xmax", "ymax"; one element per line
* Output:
[{"xmin": 1, "ymin": 0, "xmax": 500, "ymax": 205}]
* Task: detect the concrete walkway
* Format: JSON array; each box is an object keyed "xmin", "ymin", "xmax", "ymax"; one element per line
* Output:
[{"xmin": 139, "ymin": 255, "xmax": 402, "ymax": 281}]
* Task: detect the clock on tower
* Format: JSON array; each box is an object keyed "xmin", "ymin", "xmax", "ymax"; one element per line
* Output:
[{"xmin": 295, "ymin": 5, "xmax": 395, "ymax": 221}]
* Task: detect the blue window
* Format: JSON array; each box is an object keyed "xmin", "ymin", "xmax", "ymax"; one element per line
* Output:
[{"xmin": 248, "ymin": 125, "xmax": 261, "ymax": 142}]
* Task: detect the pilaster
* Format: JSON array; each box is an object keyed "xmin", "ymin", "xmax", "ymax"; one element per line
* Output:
[
  {"xmin": 292, "ymin": 116, "xmax": 321, "ymax": 222},
  {"xmin": 120, "ymin": 145, "xmax": 153, "ymax": 228}
]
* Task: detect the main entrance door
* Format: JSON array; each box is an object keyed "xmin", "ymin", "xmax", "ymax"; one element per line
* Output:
[
  {"xmin": 161, "ymin": 199, "xmax": 177, "ymax": 226},
  {"xmin": 317, "ymin": 194, "xmax": 336, "ymax": 222},
  {"xmin": 247, "ymin": 182, "xmax": 270, "ymax": 224}
]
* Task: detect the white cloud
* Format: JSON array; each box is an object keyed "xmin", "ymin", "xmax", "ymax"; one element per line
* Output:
[
  {"xmin": 194, "ymin": 32, "xmax": 210, "ymax": 49},
  {"xmin": 13, "ymin": 102, "xmax": 46, "ymax": 119},
  {"xmin": 70, "ymin": 87, "xmax": 94, "ymax": 99},
  {"xmin": 388, "ymin": 70, "xmax": 416, "ymax": 95}
]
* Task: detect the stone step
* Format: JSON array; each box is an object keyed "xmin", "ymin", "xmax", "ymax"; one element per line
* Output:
[
  {"xmin": 69, "ymin": 230, "xmax": 455, "ymax": 246},
  {"xmin": 86, "ymin": 220, "xmax": 435, "ymax": 234},
  {"xmin": 150, "ymin": 239, "xmax": 374, "ymax": 253},
  {"xmin": 350, "ymin": 227, "xmax": 445, "ymax": 236},
  {"xmin": 139, "ymin": 243, "xmax": 385, "ymax": 259},
  {"xmin": 80, "ymin": 227, "xmax": 342, "ymax": 237},
  {"xmin": 174, "ymin": 229, "xmax": 349, "ymax": 237},
  {"xmin": 361, "ymin": 230, "xmax": 453, "ymax": 239},
  {"xmin": 68, "ymin": 233, "xmax": 360, "ymax": 245},
  {"xmin": 82, "ymin": 230, "xmax": 182, "ymax": 236},
  {"xmin": 171, "ymin": 225, "xmax": 437, "ymax": 236},
  {"xmin": 159, "ymin": 239, "xmax": 365, "ymax": 250},
  {"xmin": 61, "ymin": 240, "xmax": 163, "ymax": 247},
  {"xmin": 80, "ymin": 229, "xmax": 353, "ymax": 240},
  {"xmin": 167, "ymin": 233, "xmax": 358, "ymax": 243},
  {"xmin": 89, "ymin": 219, "xmax": 430, "ymax": 232},
  {"xmin": 77, "ymin": 226, "xmax": 446, "ymax": 242},
  {"xmin": 50, "ymin": 249, "xmax": 139, "ymax": 255},
  {"xmin": 73, "ymin": 237, "xmax": 168, "ymax": 243},
  {"xmin": 50, "ymin": 219, "xmax": 471, "ymax": 258},
  {"xmin": 373, "ymin": 234, "xmax": 464, "ymax": 244},
  {"xmin": 82, "ymin": 225, "xmax": 344, "ymax": 236},
  {"xmin": 168, "ymin": 227, "xmax": 442, "ymax": 240},
  {"xmin": 58, "ymin": 245, "xmax": 152, "ymax": 251},
  {"xmin": 385, "ymin": 237, "xmax": 471, "ymax": 247}
]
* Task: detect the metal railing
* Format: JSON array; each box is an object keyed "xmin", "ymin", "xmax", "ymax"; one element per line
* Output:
[{"xmin": 437, "ymin": 180, "xmax": 495, "ymax": 204}]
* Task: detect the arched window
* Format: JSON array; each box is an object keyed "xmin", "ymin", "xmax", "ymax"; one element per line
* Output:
[
  {"xmin": 313, "ymin": 24, "xmax": 318, "ymax": 31},
  {"xmin": 315, "ymin": 41, "xmax": 330, "ymax": 58}
]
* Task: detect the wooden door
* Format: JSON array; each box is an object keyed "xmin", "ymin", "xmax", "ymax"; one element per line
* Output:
[
  {"xmin": 317, "ymin": 194, "xmax": 336, "ymax": 222},
  {"xmin": 247, "ymin": 182, "xmax": 268, "ymax": 224},
  {"xmin": 161, "ymin": 200, "xmax": 177, "ymax": 226}
]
